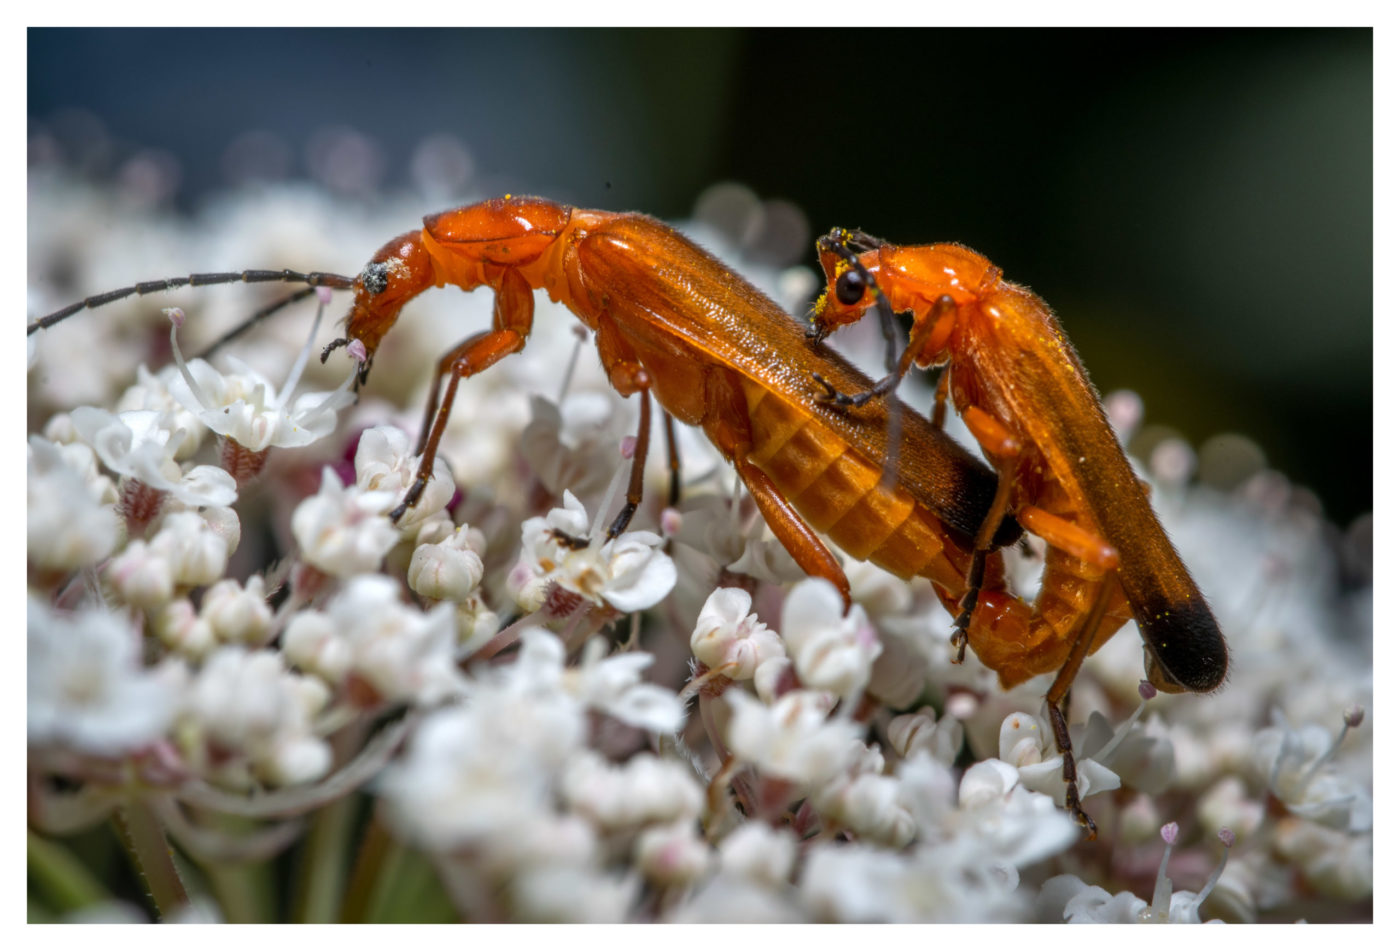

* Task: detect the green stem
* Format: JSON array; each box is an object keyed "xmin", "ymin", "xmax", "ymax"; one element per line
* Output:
[
  {"xmin": 291, "ymin": 790, "xmax": 357, "ymax": 922},
  {"xmin": 340, "ymin": 809, "xmax": 393, "ymax": 923},
  {"xmin": 27, "ymin": 829, "xmax": 112, "ymax": 914},
  {"xmin": 112, "ymin": 800, "xmax": 188, "ymax": 921}
]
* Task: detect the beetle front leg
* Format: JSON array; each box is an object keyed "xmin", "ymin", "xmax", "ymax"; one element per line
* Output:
[{"xmin": 393, "ymin": 327, "xmax": 527, "ymax": 522}]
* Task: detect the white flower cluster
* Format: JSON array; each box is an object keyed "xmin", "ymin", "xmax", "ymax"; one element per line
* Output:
[{"xmin": 27, "ymin": 171, "xmax": 1371, "ymax": 924}]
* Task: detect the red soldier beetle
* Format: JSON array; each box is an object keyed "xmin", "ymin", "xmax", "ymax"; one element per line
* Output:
[{"xmin": 808, "ymin": 228, "xmax": 1230, "ymax": 834}]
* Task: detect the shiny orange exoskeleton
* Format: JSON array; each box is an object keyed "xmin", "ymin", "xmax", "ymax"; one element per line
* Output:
[
  {"xmin": 321, "ymin": 197, "xmax": 1024, "ymax": 605},
  {"xmin": 810, "ymin": 229, "xmax": 1230, "ymax": 831}
]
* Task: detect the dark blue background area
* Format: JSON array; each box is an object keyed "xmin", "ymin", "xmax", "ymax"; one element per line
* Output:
[{"xmin": 28, "ymin": 27, "xmax": 1372, "ymax": 527}]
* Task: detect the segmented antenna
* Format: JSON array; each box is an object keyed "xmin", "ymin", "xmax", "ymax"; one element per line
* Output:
[{"xmin": 27, "ymin": 269, "xmax": 356, "ymax": 337}]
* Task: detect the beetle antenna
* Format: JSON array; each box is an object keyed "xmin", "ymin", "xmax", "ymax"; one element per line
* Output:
[{"xmin": 27, "ymin": 269, "xmax": 355, "ymax": 337}]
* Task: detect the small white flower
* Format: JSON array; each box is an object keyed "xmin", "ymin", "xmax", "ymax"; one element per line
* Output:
[
  {"xmin": 70, "ymin": 406, "xmax": 237, "ymax": 508},
  {"xmin": 689, "ymin": 587, "xmax": 785, "ymax": 680},
  {"xmin": 180, "ymin": 647, "xmax": 332, "ymax": 787},
  {"xmin": 1043, "ymin": 874, "xmax": 1147, "ymax": 923},
  {"xmin": 104, "ymin": 539, "xmax": 176, "ymax": 609},
  {"xmin": 799, "ymin": 842, "xmax": 909, "ymax": 923},
  {"xmin": 888, "ymin": 706, "xmax": 964, "ymax": 766},
  {"xmin": 561, "ymin": 749, "xmax": 704, "ymax": 830},
  {"xmin": 291, "ymin": 467, "xmax": 399, "ymax": 576},
  {"xmin": 28, "ymin": 599, "xmax": 180, "ymax": 755},
  {"xmin": 282, "ymin": 574, "xmax": 462, "ymax": 705},
  {"xmin": 454, "ymin": 596, "xmax": 500, "ymax": 654},
  {"xmin": 27, "ymin": 436, "xmax": 120, "ymax": 571},
  {"xmin": 780, "ymin": 578, "xmax": 881, "ymax": 699},
  {"xmin": 353, "ymin": 426, "xmax": 456, "ymax": 534},
  {"xmin": 997, "ymin": 710, "xmax": 1120, "ymax": 802},
  {"xmin": 716, "ymin": 822, "xmax": 797, "ymax": 886},
  {"xmin": 956, "ymin": 758, "xmax": 1080, "ymax": 868},
  {"xmin": 815, "ymin": 768, "xmax": 917, "ymax": 848},
  {"xmin": 165, "ymin": 302, "xmax": 355, "ymax": 453},
  {"xmin": 725, "ymin": 689, "xmax": 859, "ymax": 787},
  {"xmin": 115, "ymin": 363, "xmax": 206, "ymax": 459},
  {"xmin": 199, "ymin": 576, "xmax": 273, "ymax": 646},
  {"xmin": 407, "ymin": 525, "xmax": 485, "ymax": 601},
  {"xmin": 377, "ymin": 671, "xmax": 585, "ymax": 852},
  {"xmin": 1253, "ymin": 709, "xmax": 1371, "ymax": 832},
  {"xmin": 509, "ymin": 864, "xmax": 639, "ymax": 923},
  {"xmin": 518, "ymin": 392, "xmax": 630, "ymax": 501},
  {"xmin": 149, "ymin": 510, "xmax": 231, "ymax": 587},
  {"xmin": 635, "ymin": 820, "xmax": 712, "ymax": 887},
  {"xmin": 153, "ymin": 598, "xmax": 217, "ymax": 659},
  {"xmin": 561, "ymin": 637, "xmax": 685, "ymax": 733},
  {"xmin": 512, "ymin": 491, "xmax": 676, "ymax": 613}
]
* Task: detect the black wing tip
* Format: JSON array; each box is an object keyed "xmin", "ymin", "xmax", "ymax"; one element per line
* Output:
[{"xmin": 1138, "ymin": 595, "xmax": 1229, "ymax": 694}]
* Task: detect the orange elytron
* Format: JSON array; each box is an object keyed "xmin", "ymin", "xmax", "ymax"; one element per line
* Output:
[{"xmin": 810, "ymin": 228, "xmax": 1230, "ymax": 832}]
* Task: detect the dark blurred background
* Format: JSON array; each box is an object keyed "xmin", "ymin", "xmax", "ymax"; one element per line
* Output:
[{"xmin": 28, "ymin": 28, "xmax": 1372, "ymax": 525}]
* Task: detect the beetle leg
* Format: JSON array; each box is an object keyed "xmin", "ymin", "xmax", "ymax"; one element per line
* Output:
[
  {"xmin": 662, "ymin": 410, "xmax": 681, "ymax": 510},
  {"xmin": 1043, "ymin": 579, "xmax": 1114, "ymax": 840},
  {"xmin": 949, "ymin": 404, "xmax": 1025, "ymax": 660},
  {"xmin": 394, "ymin": 268, "xmax": 535, "ymax": 521},
  {"xmin": 593, "ymin": 315, "xmax": 658, "ymax": 540},
  {"xmin": 393, "ymin": 326, "xmax": 527, "ymax": 521},
  {"xmin": 930, "ymin": 362, "xmax": 950, "ymax": 431},
  {"xmin": 605, "ymin": 392, "xmax": 651, "ymax": 540}
]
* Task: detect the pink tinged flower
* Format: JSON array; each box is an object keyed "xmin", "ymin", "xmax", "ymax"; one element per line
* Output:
[
  {"xmin": 291, "ymin": 467, "xmax": 399, "ymax": 576},
  {"xmin": 561, "ymin": 750, "xmax": 704, "ymax": 830},
  {"xmin": 180, "ymin": 647, "xmax": 332, "ymax": 787},
  {"xmin": 282, "ymin": 574, "xmax": 463, "ymax": 706},
  {"xmin": 27, "ymin": 436, "xmax": 120, "ymax": 571},
  {"xmin": 689, "ymin": 587, "xmax": 784, "ymax": 680},
  {"xmin": 780, "ymin": 578, "xmax": 881, "ymax": 699},
  {"xmin": 28, "ymin": 598, "xmax": 180, "ymax": 756},
  {"xmin": 716, "ymin": 822, "xmax": 797, "ymax": 886},
  {"xmin": 164, "ymin": 298, "xmax": 356, "ymax": 453},
  {"xmin": 407, "ymin": 525, "xmax": 485, "ymax": 602},
  {"xmin": 635, "ymin": 820, "xmax": 713, "ymax": 888},
  {"xmin": 512, "ymin": 491, "xmax": 676, "ymax": 614},
  {"xmin": 353, "ymin": 426, "xmax": 456, "ymax": 535},
  {"xmin": 104, "ymin": 540, "xmax": 176, "ymax": 609},
  {"xmin": 725, "ymin": 688, "xmax": 860, "ymax": 787}
]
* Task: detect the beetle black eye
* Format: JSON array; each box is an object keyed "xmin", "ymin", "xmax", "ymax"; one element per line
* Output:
[
  {"xmin": 835, "ymin": 269, "xmax": 867, "ymax": 306},
  {"xmin": 361, "ymin": 261, "xmax": 391, "ymax": 295}
]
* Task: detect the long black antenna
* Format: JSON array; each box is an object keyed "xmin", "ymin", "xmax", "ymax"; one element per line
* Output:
[{"xmin": 27, "ymin": 269, "xmax": 355, "ymax": 336}]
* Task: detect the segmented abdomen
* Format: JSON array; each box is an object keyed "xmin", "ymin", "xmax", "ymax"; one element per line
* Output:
[
  {"xmin": 964, "ymin": 486, "xmax": 1134, "ymax": 687},
  {"xmin": 739, "ymin": 380, "xmax": 969, "ymax": 596}
]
